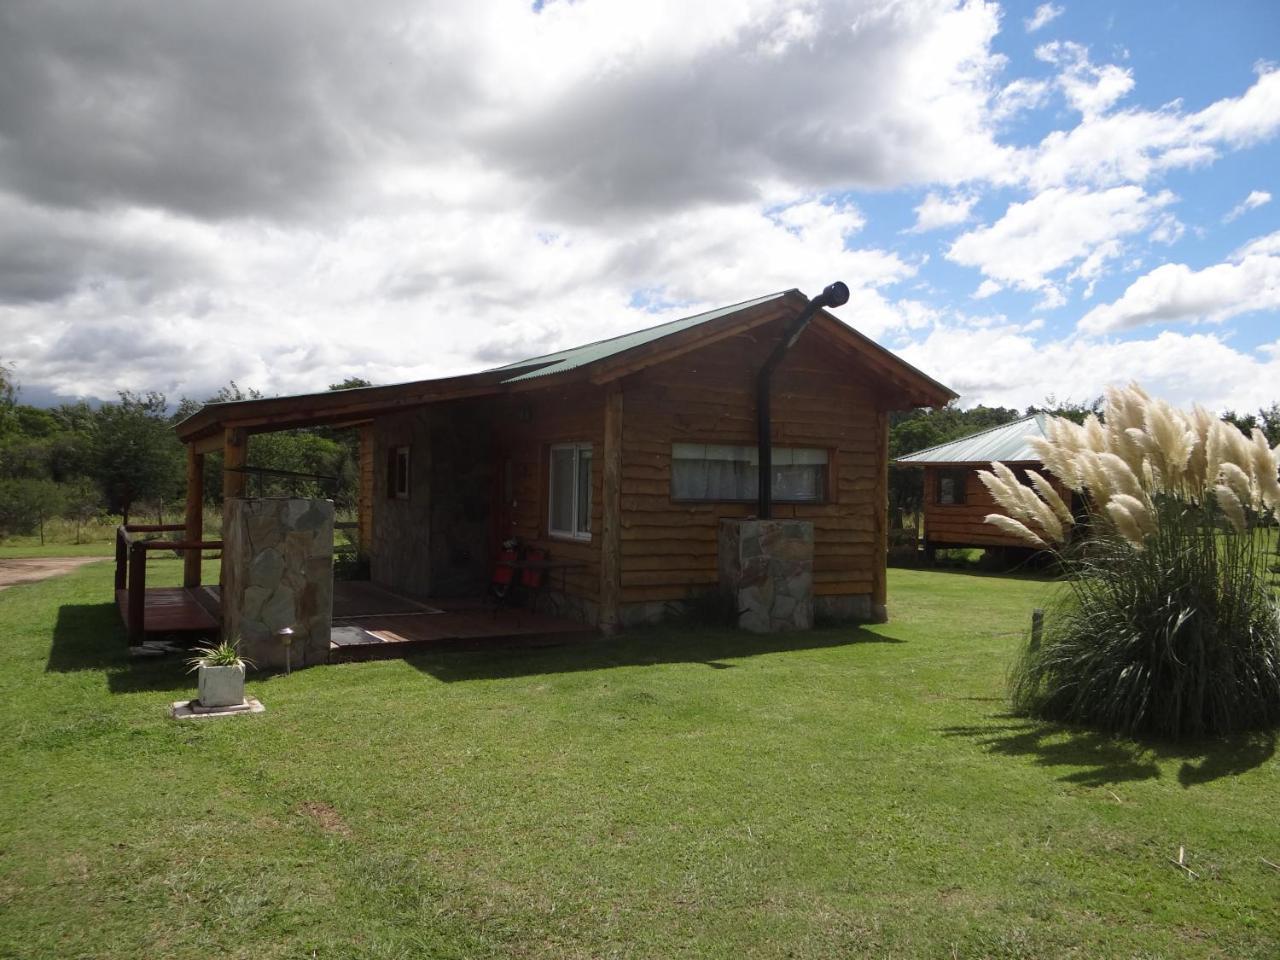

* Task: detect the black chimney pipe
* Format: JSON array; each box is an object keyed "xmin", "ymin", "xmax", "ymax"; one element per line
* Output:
[{"xmin": 756, "ymin": 282, "xmax": 850, "ymax": 519}]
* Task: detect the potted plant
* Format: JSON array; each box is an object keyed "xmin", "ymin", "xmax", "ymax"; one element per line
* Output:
[{"xmin": 188, "ymin": 641, "xmax": 252, "ymax": 709}]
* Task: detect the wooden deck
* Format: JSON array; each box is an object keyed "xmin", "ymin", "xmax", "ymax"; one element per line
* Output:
[
  {"xmin": 115, "ymin": 587, "xmax": 220, "ymax": 639},
  {"xmin": 331, "ymin": 587, "xmax": 598, "ymax": 660},
  {"xmin": 112, "ymin": 578, "xmax": 597, "ymax": 655}
]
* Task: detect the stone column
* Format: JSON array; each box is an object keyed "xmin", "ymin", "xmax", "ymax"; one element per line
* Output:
[
  {"xmin": 222, "ymin": 498, "xmax": 334, "ymax": 669},
  {"xmin": 718, "ymin": 519, "xmax": 814, "ymax": 633}
]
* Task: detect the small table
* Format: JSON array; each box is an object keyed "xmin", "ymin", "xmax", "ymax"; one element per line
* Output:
[{"xmin": 495, "ymin": 558, "xmax": 587, "ymax": 614}]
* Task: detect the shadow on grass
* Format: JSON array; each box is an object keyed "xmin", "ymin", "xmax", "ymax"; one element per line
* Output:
[
  {"xmin": 940, "ymin": 715, "xmax": 1276, "ymax": 788},
  {"xmin": 48, "ymin": 602, "xmax": 203, "ymax": 695},
  {"xmin": 51, "ymin": 600, "xmax": 899, "ymax": 691},
  {"xmin": 405, "ymin": 622, "xmax": 902, "ymax": 683}
]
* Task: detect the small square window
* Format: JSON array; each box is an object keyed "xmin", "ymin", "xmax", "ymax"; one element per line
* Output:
[
  {"xmin": 387, "ymin": 446, "xmax": 411, "ymax": 500},
  {"xmin": 549, "ymin": 442, "xmax": 592, "ymax": 540},
  {"xmin": 937, "ymin": 468, "xmax": 968, "ymax": 506}
]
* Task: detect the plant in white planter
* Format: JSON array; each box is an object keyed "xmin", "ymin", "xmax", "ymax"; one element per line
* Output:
[{"xmin": 188, "ymin": 641, "xmax": 252, "ymax": 709}]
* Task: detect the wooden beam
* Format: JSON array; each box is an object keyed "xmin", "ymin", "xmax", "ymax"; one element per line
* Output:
[
  {"xmin": 173, "ymin": 365, "xmax": 536, "ymax": 442},
  {"xmin": 871, "ymin": 409, "xmax": 889, "ymax": 622},
  {"xmin": 598, "ymin": 385, "xmax": 624, "ymax": 634},
  {"xmin": 191, "ymin": 433, "xmax": 223, "ymax": 456},
  {"xmin": 223, "ymin": 428, "xmax": 247, "ymax": 500},
  {"xmin": 183, "ymin": 445, "xmax": 204, "ymax": 588}
]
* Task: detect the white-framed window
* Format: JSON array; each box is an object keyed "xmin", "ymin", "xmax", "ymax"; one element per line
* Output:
[
  {"xmin": 388, "ymin": 446, "xmax": 411, "ymax": 500},
  {"xmin": 671, "ymin": 443, "xmax": 829, "ymax": 503},
  {"xmin": 548, "ymin": 442, "xmax": 592, "ymax": 540}
]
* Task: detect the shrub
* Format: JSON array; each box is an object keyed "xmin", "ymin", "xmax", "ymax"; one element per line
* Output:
[{"xmin": 979, "ymin": 384, "xmax": 1280, "ymax": 739}]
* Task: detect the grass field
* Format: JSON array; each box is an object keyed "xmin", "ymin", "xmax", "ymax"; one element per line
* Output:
[{"xmin": 1, "ymin": 560, "xmax": 1276, "ymax": 959}]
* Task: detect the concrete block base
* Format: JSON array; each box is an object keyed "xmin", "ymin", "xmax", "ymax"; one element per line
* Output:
[{"xmin": 171, "ymin": 697, "xmax": 266, "ymax": 719}]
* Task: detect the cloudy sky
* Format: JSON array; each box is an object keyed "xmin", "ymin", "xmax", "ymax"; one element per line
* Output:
[{"xmin": 1, "ymin": 0, "xmax": 1278, "ymax": 412}]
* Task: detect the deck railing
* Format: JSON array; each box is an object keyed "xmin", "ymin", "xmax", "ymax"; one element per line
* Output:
[
  {"xmin": 115, "ymin": 525, "xmax": 224, "ymax": 643},
  {"xmin": 115, "ymin": 520, "xmax": 356, "ymax": 642}
]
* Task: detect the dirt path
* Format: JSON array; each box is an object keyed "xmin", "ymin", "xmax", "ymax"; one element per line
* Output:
[{"xmin": 0, "ymin": 557, "xmax": 107, "ymax": 590}]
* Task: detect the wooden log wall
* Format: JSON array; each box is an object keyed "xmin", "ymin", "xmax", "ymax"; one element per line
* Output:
[
  {"xmin": 494, "ymin": 384, "xmax": 606, "ymax": 606},
  {"xmin": 922, "ymin": 464, "xmax": 1070, "ymax": 549},
  {"xmin": 617, "ymin": 322, "xmax": 884, "ymax": 606}
]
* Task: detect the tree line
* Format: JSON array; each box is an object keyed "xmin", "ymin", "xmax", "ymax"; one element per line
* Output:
[{"xmin": 0, "ymin": 362, "xmax": 369, "ymax": 542}]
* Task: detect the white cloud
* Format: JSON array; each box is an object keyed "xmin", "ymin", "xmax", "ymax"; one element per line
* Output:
[
  {"xmin": 0, "ymin": 0, "xmax": 1278, "ymax": 410},
  {"xmin": 898, "ymin": 319, "xmax": 1280, "ymax": 412},
  {"xmin": 908, "ymin": 192, "xmax": 977, "ymax": 232},
  {"xmin": 1235, "ymin": 229, "xmax": 1280, "ymax": 259},
  {"xmin": 0, "ymin": 194, "xmax": 923, "ymax": 401},
  {"xmin": 1224, "ymin": 189, "xmax": 1272, "ymax": 222},
  {"xmin": 1024, "ymin": 3, "xmax": 1064, "ymax": 33},
  {"xmin": 1148, "ymin": 213, "xmax": 1185, "ymax": 245},
  {"xmin": 991, "ymin": 77, "xmax": 1052, "ymax": 123},
  {"xmin": 1077, "ymin": 246, "xmax": 1280, "ymax": 335},
  {"xmin": 1035, "ymin": 41, "xmax": 1134, "ymax": 119},
  {"xmin": 946, "ymin": 186, "xmax": 1173, "ymax": 300},
  {"xmin": 1022, "ymin": 64, "xmax": 1280, "ymax": 190}
]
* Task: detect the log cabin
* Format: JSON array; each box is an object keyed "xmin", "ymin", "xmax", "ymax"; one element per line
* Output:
[
  {"xmin": 894, "ymin": 414, "xmax": 1075, "ymax": 559},
  {"xmin": 168, "ymin": 288, "xmax": 954, "ymax": 638}
]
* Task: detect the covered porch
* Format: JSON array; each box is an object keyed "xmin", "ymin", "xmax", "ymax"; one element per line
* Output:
[
  {"xmin": 160, "ymin": 362, "xmax": 616, "ymax": 657},
  {"xmin": 113, "ymin": 543, "xmax": 597, "ymax": 654}
]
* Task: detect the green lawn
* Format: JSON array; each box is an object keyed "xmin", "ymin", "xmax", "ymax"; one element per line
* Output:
[
  {"xmin": 1, "ymin": 562, "xmax": 1276, "ymax": 959},
  {"xmin": 0, "ymin": 541, "xmax": 117, "ymax": 559}
]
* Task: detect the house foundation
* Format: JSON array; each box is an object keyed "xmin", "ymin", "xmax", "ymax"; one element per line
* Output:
[{"xmin": 718, "ymin": 519, "xmax": 814, "ymax": 633}]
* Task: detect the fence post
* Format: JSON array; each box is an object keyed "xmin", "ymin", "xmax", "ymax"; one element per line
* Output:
[
  {"xmin": 115, "ymin": 527, "xmax": 128, "ymax": 592},
  {"xmin": 127, "ymin": 543, "xmax": 147, "ymax": 645},
  {"xmin": 1031, "ymin": 608, "xmax": 1044, "ymax": 650}
]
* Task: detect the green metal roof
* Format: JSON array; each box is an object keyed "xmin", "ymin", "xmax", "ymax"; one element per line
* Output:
[
  {"xmin": 895, "ymin": 413, "xmax": 1048, "ymax": 465},
  {"xmin": 488, "ymin": 291, "xmax": 792, "ymax": 383}
]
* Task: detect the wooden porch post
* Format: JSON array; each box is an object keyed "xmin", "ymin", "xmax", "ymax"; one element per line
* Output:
[
  {"xmin": 223, "ymin": 427, "xmax": 247, "ymax": 500},
  {"xmin": 183, "ymin": 444, "xmax": 204, "ymax": 588},
  {"xmin": 357, "ymin": 423, "xmax": 374, "ymax": 553},
  {"xmin": 127, "ymin": 541, "xmax": 146, "ymax": 644},
  {"xmin": 599, "ymin": 385, "xmax": 623, "ymax": 634},
  {"xmin": 871, "ymin": 409, "xmax": 889, "ymax": 622}
]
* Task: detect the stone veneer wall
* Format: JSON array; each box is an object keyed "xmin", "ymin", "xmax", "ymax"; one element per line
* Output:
[
  {"xmin": 717, "ymin": 519, "xmax": 814, "ymax": 633},
  {"xmin": 222, "ymin": 498, "xmax": 334, "ymax": 670}
]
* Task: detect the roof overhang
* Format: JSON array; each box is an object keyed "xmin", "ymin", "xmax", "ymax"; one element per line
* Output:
[{"xmin": 175, "ymin": 289, "xmax": 955, "ymax": 443}]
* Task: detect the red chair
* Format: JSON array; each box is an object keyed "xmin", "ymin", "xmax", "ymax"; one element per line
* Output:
[
  {"xmin": 521, "ymin": 548, "xmax": 547, "ymax": 612},
  {"xmin": 488, "ymin": 548, "xmax": 518, "ymax": 613}
]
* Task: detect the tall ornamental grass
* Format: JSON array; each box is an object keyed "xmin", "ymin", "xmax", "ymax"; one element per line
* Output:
[{"xmin": 979, "ymin": 384, "xmax": 1280, "ymax": 739}]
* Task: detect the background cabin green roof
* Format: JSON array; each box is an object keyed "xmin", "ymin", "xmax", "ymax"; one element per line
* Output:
[
  {"xmin": 895, "ymin": 414, "xmax": 1048, "ymax": 465},
  {"xmin": 488, "ymin": 291, "xmax": 792, "ymax": 383}
]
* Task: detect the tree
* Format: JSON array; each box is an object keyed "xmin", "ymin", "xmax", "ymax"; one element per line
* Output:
[
  {"xmin": 328, "ymin": 377, "xmax": 373, "ymax": 391},
  {"xmin": 94, "ymin": 392, "xmax": 183, "ymax": 525},
  {"xmin": 0, "ymin": 478, "xmax": 66, "ymax": 544},
  {"xmin": 1222, "ymin": 404, "xmax": 1280, "ymax": 446},
  {"xmin": 0, "ymin": 361, "xmax": 15, "ymax": 436},
  {"xmin": 1027, "ymin": 395, "xmax": 1104, "ymax": 425},
  {"xmin": 63, "ymin": 477, "xmax": 101, "ymax": 544}
]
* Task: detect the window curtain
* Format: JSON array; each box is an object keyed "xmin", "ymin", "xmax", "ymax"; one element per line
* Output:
[{"xmin": 672, "ymin": 444, "xmax": 827, "ymax": 502}]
